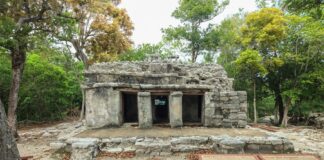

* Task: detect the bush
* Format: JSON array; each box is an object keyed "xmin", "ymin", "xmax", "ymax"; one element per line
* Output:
[{"xmin": 0, "ymin": 52, "xmax": 82, "ymax": 122}]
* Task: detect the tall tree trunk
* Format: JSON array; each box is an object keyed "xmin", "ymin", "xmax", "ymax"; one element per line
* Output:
[
  {"xmin": 253, "ymin": 79, "xmax": 257, "ymax": 123},
  {"xmin": 0, "ymin": 98, "xmax": 20, "ymax": 159},
  {"xmin": 8, "ymin": 50, "xmax": 26, "ymax": 138},
  {"xmin": 274, "ymin": 83, "xmax": 284, "ymax": 125},
  {"xmin": 281, "ymin": 97, "xmax": 291, "ymax": 127}
]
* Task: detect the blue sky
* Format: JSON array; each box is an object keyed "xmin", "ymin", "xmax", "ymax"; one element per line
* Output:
[{"xmin": 120, "ymin": 0, "xmax": 258, "ymax": 46}]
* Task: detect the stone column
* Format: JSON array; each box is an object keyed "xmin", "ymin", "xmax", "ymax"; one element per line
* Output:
[
  {"xmin": 169, "ymin": 91, "xmax": 183, "ymax": 128},
  {"xmin": 137, "ymin": 92, "xmax": 152, "ymax": 128},
  {"xmin": 108, "ymin": 90, "xmax": 122, "ymax": 126}
]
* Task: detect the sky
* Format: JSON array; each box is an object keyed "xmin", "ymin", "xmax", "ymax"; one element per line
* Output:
[{"xmin": 119, "ymin": 0, "xmax": 258, "ymax": 46}]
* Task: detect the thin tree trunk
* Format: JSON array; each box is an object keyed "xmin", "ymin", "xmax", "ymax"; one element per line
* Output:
[
  {"xmin": 274, "ymin": 101, "xmax": 279, "ymax": 124},
  {"xmin": 0, "ymin": 98, "xmax": 20, "ymax": 159},
  {"xmin": 253, "ymin": 80, "xmax": 257, "ymax": 123},
  {"xmin": 8, "ymin": 50, "xmax": 26, "ymax": 138},
  {"xmin": 191, "ymin": 50, "xmax": 196, "ymax": 63},
  {"xmin": 281, "ymin": 97, "xmax": 291, "ymax": 127},
  {"xmin": 79, "ymin": 88, "xmax": 85, "ymax": 121}
]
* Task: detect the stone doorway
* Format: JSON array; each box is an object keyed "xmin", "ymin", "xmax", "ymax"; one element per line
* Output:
[
  {"xmin": 122, "ymin": 92, "xmax": 138, "ymax": 123},
  {"xmin": 182, "ymin": 95, "xmax": 203, "ymax": 124},
  {"xmin": 151, "ymin": 95, "xmax": 169, "ymax": 124}
]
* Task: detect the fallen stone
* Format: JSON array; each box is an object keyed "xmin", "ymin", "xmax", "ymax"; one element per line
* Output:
[{"xmin": 50, "ymin": 142, "xmax": 67, "ymax": 150}]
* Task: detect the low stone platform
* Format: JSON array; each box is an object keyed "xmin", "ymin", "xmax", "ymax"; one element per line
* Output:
[{"xmin": 50, "ymin": 127, "xmax": 295, "ymax": 160}]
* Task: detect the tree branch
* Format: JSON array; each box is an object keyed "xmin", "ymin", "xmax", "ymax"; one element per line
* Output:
[{"xmin": 17, "ymin": 0, "xmax": 51, "ymax": 28}]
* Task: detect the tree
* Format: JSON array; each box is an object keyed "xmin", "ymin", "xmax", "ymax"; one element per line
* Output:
[
  {"xmin": 235, "ymin": 49, "xmax": 267, "ymax": 123},
  {"xmin": 0, "ymin": 0, "xmax": 63, "ymax": 137},
  {"xmin": 281, "ymin": 0, "xmax": 323, "ymax": 20},
  {"xmin": 278, "ymin": 15, "xmax": 324, "ymax": 126},
  {"xmin": 162, "ymin": 0, "xmax": 229, "ymax": 62},
  {"xmin": 216, "ymin": 11, "xmax": 245, "ymax": 77},
  {"xmin": 55, "ymin": 0, "xmax": 133, "ymax": 120},
  {"xmin": 56, "ymin": 0, "xmax": 133, "ymax": 67},
  {"xmin": 241, "ymin": 8, "xmax": 287, "ymax": 125},
  {"xmin": 0, "ymin": 98, "xmax": 20, "ymax": 159}
]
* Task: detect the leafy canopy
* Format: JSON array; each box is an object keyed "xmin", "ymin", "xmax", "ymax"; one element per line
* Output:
[
  {"xmin": 163, "ymin": 0, "xmax": 228, "ymax": 62},
  {"xmin": 241, "ymin": 8, "xmax": 287, "ymax": 51}
]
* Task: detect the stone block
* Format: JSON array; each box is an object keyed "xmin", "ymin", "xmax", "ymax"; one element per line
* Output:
[
  {"xmin": 222, "ymin": 119, "xmax": 233, "ymax": 128},
  {"xmin": 220, "ymin": 92, "xmax": 228, "ymax": 97},
  {"xmin": 238, "ymin": 120, "xmax": 247, "ymax": 128},
  {"xmin": 283, "ymin": 141, "xmax": 294, "ymax": 153},
  {"xmin": 259, "ymin": 144, "xmax": 274, "ymax": 153},
  {"xmin": 273, "ymin": 144, "xmax": 284, "ymax": 152},
  {"xmin": 228, "ymin": 91, "xmax": 238, "ymax": 96},
  {"xmin": 245, "ymin": 144, "xmax": 260, "ymax": 153},
  {"xmin": 216, "ymin": 139, "xmax": 245, "ymax": 154},
  {"xmin": 171, "ymin": 136, "xmax": 209, "ymax": 145},
  {"xmin": 220, "ymin": 97, "xmax": 229, "ymax": 102},
  {"xmin": 66, "ymin": 138, "xmax": 100, "ymax": 145},
  {"xmin": 237, "ymin": 113, "xmax": 247, "ymax": 120},
  {"xmin": 171, "ymin": 145, "xmax": 210, "ymax": 152},
  {"xmin": 71, "ymin": 148, "xmax": 97, "ymax": 160},
  {"xmin": 106, "ymin": 147, "xmax": 123, "ymax": 153},
  {"xmin": 50, "ymin": 142, "xmax": 67, "ymax": 150},
  {"xmin": 237, "ymin": 91, "xmax": 247, "ymax": 96}
]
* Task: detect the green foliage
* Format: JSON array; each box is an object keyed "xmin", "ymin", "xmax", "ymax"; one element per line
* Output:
[
  {"xmin": 119, "ymin": 44, "xmax": 160, "ymax": 61},
  {"xmin": 241, "ymin": 8, "xmax": 287, "ymax": 51},
  {"xmin": 0, "ymin": 51, "xmax": 11, "ymax": 107},
  {"xmin": 119, "ymin": 43, "xmax": 172, "ymax": 61},
  {"xmin": 216, "ymin": 12, "xmax": 244, "ymax": 77},
  {"xmin": 235, "ymin": 49, "xmax": 267, "ymax": 79},
  {"xmin": 172, "ymin": 0, "xmax": 229, "ymax": 22},
  {"xmin": 162, "ymin": 0, "xmax": 228, "ymax": 62},
  {"xmin": 218, "ymin": 6, "xmax": 324, "ymax": 122},
  {"xmin": 0, "ymin": 51, "xmax": 82, "ymax": 121},
  {"xmin": 255, "ymin": 96, "xmax": 275, "ymax": 117},
  {"xmin": 282, "ymin": 0, "xmax": 323, "ymax": 20}
]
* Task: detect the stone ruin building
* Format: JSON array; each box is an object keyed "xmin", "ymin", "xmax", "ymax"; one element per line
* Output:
[
  {"xmin": 50, "ymin": 56, "xmax": 295, "ymax": 160},
  {"xmin": 82, "ymin": 55, "xmax": 248, "ymax": 129}
]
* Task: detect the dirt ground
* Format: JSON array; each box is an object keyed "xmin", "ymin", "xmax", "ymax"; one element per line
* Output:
[{"xmin": 17, "ymin": 121, "xmax": 324, "ymax": 160}]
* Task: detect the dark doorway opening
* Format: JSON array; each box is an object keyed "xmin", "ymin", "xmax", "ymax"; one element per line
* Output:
[
  {"xmin": 151, "ymin": 95, "xmax": 169, "ymax": 123},
  {"xmin": 182, "ymin": 95, "xmax": 203, "ymax": 123},
  {"xmin": 123, "ymin": 93, "xmax": 138, "ymax": 123}
]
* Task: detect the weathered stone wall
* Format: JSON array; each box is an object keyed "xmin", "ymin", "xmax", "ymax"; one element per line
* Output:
[
  {"xmin": 55, "ymin": 135, "xmax": 294, "ymax": 160},
  {"xmin": 85, "ymin": 88, "xmax": 122, "ymax": 128},
  {"xmin": 83, "ymin": 60, "xmax": 248, "ymax": 128}
]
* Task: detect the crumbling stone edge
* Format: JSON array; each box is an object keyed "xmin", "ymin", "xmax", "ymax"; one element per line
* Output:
[{"xmin": 50, "ymin": 135, "xmax": 294, "ymax": 160}]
